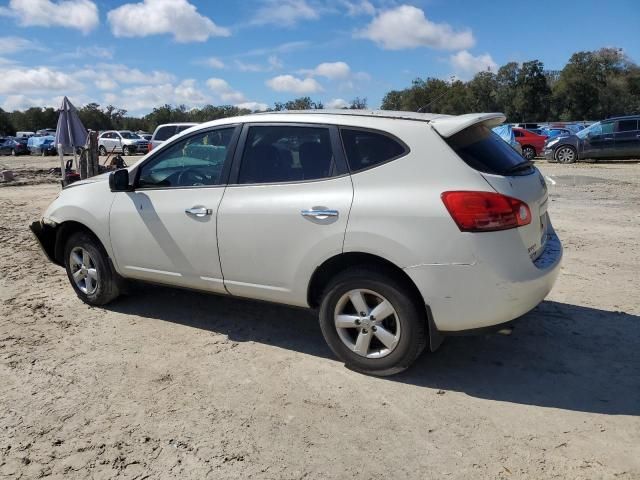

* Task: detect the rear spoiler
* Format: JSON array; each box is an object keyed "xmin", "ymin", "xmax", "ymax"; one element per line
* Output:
[{"xmin": 430, "ymin": 113, "xmax": 506, "ymax": 138}]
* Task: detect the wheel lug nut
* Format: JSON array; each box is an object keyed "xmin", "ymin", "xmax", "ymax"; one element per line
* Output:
[
  {"xmin": 372, "ymin": 326, "xmax": 377, "ymax": 332},
  {"xmin": 362, "ymin": 328, "xmax": 368, "ymax": 334},
  {"xmin": 370, "ymin": 316, "xmax": 376, "ymax": 321},
  {"xmin": 355, "ymin": 319, "xmax": 361, "ymax": 325}
]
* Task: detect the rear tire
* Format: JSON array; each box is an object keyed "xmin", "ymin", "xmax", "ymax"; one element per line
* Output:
[
  {"xmin": 122, "ymin": 146, "xmax": 130, "ymax": 156},
  {"xmin": 554, "ymin": 145, "xmax": 577, "ymax": 164},
  {"xmin": 522, "ymin": 146, "xmax": 536, "ymax": 160},
  {"xmin": 99, "ymin": 146, "xmax": 107, "ymax": 156},
  {"xmin": 319, "ymin": 267, "xmax": 427, "ymax": 376},
  {"xmin": 63, "ymin": 232, "xmax": 120, "ymax": 306}
]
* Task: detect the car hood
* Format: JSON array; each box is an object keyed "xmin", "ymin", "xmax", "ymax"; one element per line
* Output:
[{"xmin": 63, "ymin": 171, "xmax": 111, "ymax": 189}]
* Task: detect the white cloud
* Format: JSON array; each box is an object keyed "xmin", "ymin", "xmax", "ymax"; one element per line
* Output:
[
  {"xmin": 203, "ymin": 57, "xmax": 225, "ymax": 69},
  {"xmin": 326, "ymin": 98, "xmax": 349, "ymax": 109},
  {"xmin": 206, "ymin": 78, "xmax": 247, "ymax": 104},
  {"xmin": 301, "ymin": 61, "xmax": 351, "ymax": 80},
  {"xmin": 235, "ymin": 55, "xmax": 283, "ymax": 73},
  {"xmin": 236, "ymin": 102, "xmax": 269, "ymax": 112},
  {"xmin": 107, "ymin": 0, "xmax": 230, "ymax": 42},
  {"xmin": 0, "ymin": 36, "xmax": 45, "ymax": 54},
  {"xmin": 0, "ymin": 0, "xmax": 99, "ymax": 34},
  {"xmin": 1, "ymin": 94, "xmax": 50, "ymax": 111},
  {"xmin": 341, "ymin": 0, "xmax": 375, "ymax": 16},
  {"xmin": 105, "ymin": 80, "xmax": 211, "ymax": 113},
  {"xmin": 266, "ymin": 74, "xmax": 323, "ymax": 94},
  {"xmin": 54, "ymin": 45, "xmax": 113, "ymax": 61},
  {"xmin": 251, "ymin": 0, "xmax": 319, "ymax": 26},
  {"xmin": 357, "ymin": 5, "xmax": 474, "ymax": 50},
  {"xmin": 450, "ymin": 50, "xmax": 497, "ymax": 79},
  {"xmin": 94, "ymin": 78, "xmax": 118, "ymax": 91},
  {"xmin": 0, "ymin": 66, "xmax": 83, "ymax": 94},
  {"xmin": 74, "ymin": 63, "xmax": 175, "ymax": 85}
]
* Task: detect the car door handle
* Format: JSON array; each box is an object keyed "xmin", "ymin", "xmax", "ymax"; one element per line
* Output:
[
  {"xmin": 301, "ymin": 209, "xmax": 339, "ymax": 219},
  {"xmin": 185, "ymin": 206, "xmax": 212, "ymax": 217}
]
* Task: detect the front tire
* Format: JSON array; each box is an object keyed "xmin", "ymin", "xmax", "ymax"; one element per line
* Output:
[
  {"xmin": 319, "ymin": 268, "xmax": 427, "ymax": 376},
  {"xmin": 555, "ymin": 145, "xmax": 577, "ymax": 163},
  {"xmin": 99, "ymin": 146, "xmax": 107, "ymax": 156},
  {"xmin": 64, "ymin": 232, "xmax": 120, "ymax": 306},
  {"xmin": 122, "ymin": 146, "xmax": 130, "ymax": 156}
]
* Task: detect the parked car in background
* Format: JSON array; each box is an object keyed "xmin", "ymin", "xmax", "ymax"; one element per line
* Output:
[
  {"xmin": 492, "ymin": 124, "xmax": 523, "ymax": 155},
  {"xmin": 541, "ymin": 127, "xmax": 573, "ymax": 139},
  {"xmin": 15, "ymin": 131, "xmax": 35, "ymax": 138},
  {"xmin": 0, "ymin": 137, "xmax": 29, "ymax": 155},
  {"xmin": 513, "ymin": 123, "xmax": 540, "ymax": 131},
  {"xmin": 98, "ymin": 130, "xmax": 149, "ymax": 156},
  {"xmin": 36, "ymin": 128, "xmax": 57, "ymax": 136},
  {"xmin": 30, "ymin": 110, "xmax": 562, "ymax": 375},
  {"xmin": 137, "ymin": 132, "xmax": 152, "ymax": 141},
  {"xmin": 512, "ymin": 128, "xmax": 548, "ymax": 160},
  {"xmin": 28, "ymin": 135, "xmax": 57, "ymax": 156},
  {"xmin": 544, "ymin": 115, "xmax": 640, "ymax": 163},
  {"xmin": 150, "ymin": 123, "xmax": 198, "ymax": 151}
]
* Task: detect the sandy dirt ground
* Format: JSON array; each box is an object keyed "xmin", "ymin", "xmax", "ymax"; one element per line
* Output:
[{"xmin": 1, "ymin": 155, "xmax": 639, "ymax": 479}]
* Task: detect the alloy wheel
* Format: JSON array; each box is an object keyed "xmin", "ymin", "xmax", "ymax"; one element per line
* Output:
[
  {"xmin": 69, "ymin": 247, "xmax": 99, "ymax": 295},
  {"xmin": 334, "ymin": 289, "xmax": 401, "ymax": 359},
  {"xmin": 556, "ymin": 147, "xmax": 576, "ymax": 163}
]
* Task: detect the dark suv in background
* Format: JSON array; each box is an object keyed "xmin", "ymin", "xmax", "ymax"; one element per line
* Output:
[{"xmin": 544, "ymin": 115, "xmax": 640, "ymax": 163}]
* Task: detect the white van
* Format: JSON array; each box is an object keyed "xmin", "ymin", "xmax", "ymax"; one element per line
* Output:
[{"xmin": 16, "ymin": 131, "xmax": 36, "ymax": 138}]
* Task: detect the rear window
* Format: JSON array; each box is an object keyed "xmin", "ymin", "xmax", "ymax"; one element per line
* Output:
[
  {"xmin": 341, "ymin": 128, "xmax": 407, "ymax": 172},
  {"xmin": 446, "ymin": 124, "xmax": 531, "ymax": 176},
  {"xmin": 154, "ymin": 126, "xmax": 176, "ymax": 141}
]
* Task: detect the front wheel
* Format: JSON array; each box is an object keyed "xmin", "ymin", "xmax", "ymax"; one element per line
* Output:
[
  {"xmin": 522, "ymin": 146, "xmax": 536, "ymax": 160},
  {"xmin": 555, "ymin": 146, "xmax": 577, "ymax": 164},
  {"xmin": 64, "ymin": 232, "xmax": 120, "ymax": 306},
  {"xmin": 319, "ymin": 268, "xmax": 427, "ymax": 376},
  {"xmin": 122, "ymin": 146, "xmax": 130, "ymax": 156},
  {"xmin": 98, "ymin": 146, "xmax": 107, "ymax": 156}
]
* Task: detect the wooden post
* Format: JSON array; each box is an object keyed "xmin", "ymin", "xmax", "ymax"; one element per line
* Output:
[
  {"xmin": 79, "ymin": 146, "xmax": 87, "ymax": 179},
  {"xmin": 58, "ymin": 143, "xmax": 65, "ymax": 187},
  {"xmin": 87, "ymin": 131, "xmax": 98, "ymax": 178}
]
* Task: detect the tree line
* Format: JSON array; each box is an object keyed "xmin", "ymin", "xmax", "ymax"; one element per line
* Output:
[{"xmin": 1, "ymin": 47, "xmax": 638, "ymax": 137}]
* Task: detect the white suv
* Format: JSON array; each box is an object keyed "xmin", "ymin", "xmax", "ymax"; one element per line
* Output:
[{"xmin": 30, "ymin": 111, "xmax": 562, "ymax": 375}]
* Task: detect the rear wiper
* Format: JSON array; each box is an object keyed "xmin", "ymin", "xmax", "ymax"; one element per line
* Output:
[{"xmin": 504, "ymin": 160, "xmax": 534, "ymax": 174}]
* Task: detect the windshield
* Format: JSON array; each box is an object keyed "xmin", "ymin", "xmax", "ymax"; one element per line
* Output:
[
  {"xmin": 576, "ymin": 122, "xmax": 600, "ymax": 139},
  {"xmin": 120, "ymin": 131, "xmax": 140, "ymax": 139}
]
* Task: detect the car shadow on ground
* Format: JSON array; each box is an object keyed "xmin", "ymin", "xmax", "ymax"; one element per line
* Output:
[{"xmin": 107, "ymin": 286, "xmax": 640, "ymax": 416}]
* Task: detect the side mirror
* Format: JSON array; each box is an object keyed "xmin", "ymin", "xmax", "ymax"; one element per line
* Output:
[{"xmin": 109, "ymin": 169, "xmax": 132, "ymax": 192}]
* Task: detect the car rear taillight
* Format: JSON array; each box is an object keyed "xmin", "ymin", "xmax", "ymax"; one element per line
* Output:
[
  {"xmin": 147, "ymin": 143, "xmax": 152, "ymax": 152},
  {"xmin": 441, "ymin": 191, "xmax": 531, "ymax": 232}
]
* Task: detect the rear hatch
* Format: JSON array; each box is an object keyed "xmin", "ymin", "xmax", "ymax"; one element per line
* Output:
[{"xmin": 433, "ymin": 114, "xmax": 550, "ymax": 261}]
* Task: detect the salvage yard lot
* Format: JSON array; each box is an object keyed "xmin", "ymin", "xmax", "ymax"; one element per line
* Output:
[{"xmin": 1, "ymin": 156, "xmax": 639, "ymax": 479}]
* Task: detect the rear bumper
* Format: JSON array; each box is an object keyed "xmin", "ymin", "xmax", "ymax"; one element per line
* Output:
[{"xmin": 405, "ymin": 227, "xmax": 563, "ymax": 332}]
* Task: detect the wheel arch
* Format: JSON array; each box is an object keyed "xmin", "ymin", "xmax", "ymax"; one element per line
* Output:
[{"xmin": 53, "ymin": 221, "xmax": 107, "ymax": 265}]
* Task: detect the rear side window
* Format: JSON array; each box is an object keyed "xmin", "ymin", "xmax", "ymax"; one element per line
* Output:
[
  {"xmin": 340, "ymin": 129, "xmax": 406, "ymax": 172},
  {"xmin": 238, "ymin": 125, "xmax": 336, "ymax": 184},
  {"xmin": 616, "ymin": 119, "xmax": 638, "ymax": 132},
  {"xmin": 176, "ymin": 125, "xmax": 193, "ymax": 134},
  {"xmin": 446, "ymin": 124, "xmax": 530, "ymax": 175},
  {"xmin": 154, "ymin": 126, "xmax": 176, "ymax": 141}
]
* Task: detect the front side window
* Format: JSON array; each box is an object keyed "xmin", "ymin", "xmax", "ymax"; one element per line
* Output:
[
  {"xmin": 341, "ymin": 128, "xmax": 407, "ymax": 172},
  {"xmin": 577, "ymin": 122, "xmax": 601, "ymax": 139},
  {"xmin": 238, "ymin": 125, "xmax": 335, "ymax": 184},
  {"xmin": 120, "ymin": 131, "xmax": 139, "ymax": 139},
  {"xmin": 601, "ymin": 122, "xmax": 614, "ymax": 134},
  {"xmin": 138, "ymin": 128, "xmax": 235, "ymax": 188}
]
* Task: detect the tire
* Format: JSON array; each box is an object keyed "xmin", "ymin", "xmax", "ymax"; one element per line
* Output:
[
  {"xmin": 63, "ymin": 231, "xmax": 120, "ymax": 306},
  {"xmin": 554, "ymin": 145, "xmax": 577, "ymax": 164},
  {"xmin": 522, "ymin": 146, "xmax": 536, "ymax": 160},
  {"xmin": 319, "ymin": 267, "xmax": 427, "ymax": 376},
  {"xmin": 99, "ymin": 146, "xmax": 107, "ymax": 156},
  {"xmin": 122, "ymin": 146, "xmax": 130, "ymax": 156}
]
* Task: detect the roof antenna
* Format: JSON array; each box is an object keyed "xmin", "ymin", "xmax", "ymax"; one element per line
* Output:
[{"xmin": 417, "ymin": 76, "xmax": 455, "ymax": 113}]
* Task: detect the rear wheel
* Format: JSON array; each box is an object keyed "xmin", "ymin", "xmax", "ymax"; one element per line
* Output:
[
  {"xmin": 99, "ymin": 146, "xmax": 107, "ymax": 156},
  {"xmin": 122, "ymin": 146, "xmax": 130, "ymax": 156},
  {"xmin": 522, "ymin": 146, "xmax": 536, "ymax": 160},
  {"xmin": 64, "ymin": 232, "xmax": 120, "ymax": 306},
  {"xmin": 319, "ymin": 268, "xmax": 427, "ymax": 376},
  {"xmin": 555, "ymin": 146, "xmax": 577, "ymax": 163}
]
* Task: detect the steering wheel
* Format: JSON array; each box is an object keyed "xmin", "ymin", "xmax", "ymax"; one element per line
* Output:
[{"xmin": 178, "ymin": 167, "xmax": 207, "ymax": 186}]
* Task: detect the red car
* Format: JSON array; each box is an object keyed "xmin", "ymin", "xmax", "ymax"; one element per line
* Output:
[{"xmin": 512, "ymin": 128, "xmax": 548, "ymax": 160}]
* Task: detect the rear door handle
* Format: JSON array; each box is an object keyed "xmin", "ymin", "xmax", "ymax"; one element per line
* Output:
[
  {"xmin": 301, "ymin": 209, "xmax": 339, "ymax": 219},
  {"xmin": 185, "ymin": 206, "xmax": 212, "ymax": 217}
]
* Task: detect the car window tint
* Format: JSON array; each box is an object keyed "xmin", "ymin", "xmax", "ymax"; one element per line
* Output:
[
  {"xmin": 176, "ymin": 125, "xmax": 193, "ymax": 134},
  {"xmin": 238, "ymin": 126, "xmax": 335, "ymax": 184},
  {"xmin": 616, "ymin": 120, "xmax": 638, "ymax": 132},
  {"xmin": 341, "ymin": 128, "xmax": 407, "ymax": 172},
  {"xmin": 154, "ymin": 126, "xmax": 176, "ymax": 141},
  {"xmin": 446, "ymin": 124, "xmax": 532, "ymax": 176},
  {"xmin": 138, "ymin": 128, "xmax": 234, "ymax": 188}
]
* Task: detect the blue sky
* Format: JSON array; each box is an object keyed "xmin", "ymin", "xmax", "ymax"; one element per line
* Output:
[{"xmin": 1, "ymin": 0, "xmax": 639, "ymax": 115}]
